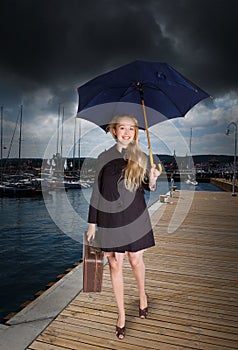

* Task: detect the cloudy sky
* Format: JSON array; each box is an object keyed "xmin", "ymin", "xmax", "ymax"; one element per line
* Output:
[{"xmin": 0, "ymin": 0, "xmax": 237, "ymax": 159}]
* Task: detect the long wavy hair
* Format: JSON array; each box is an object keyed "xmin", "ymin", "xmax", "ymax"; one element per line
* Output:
[{"xmin": 108, "ymin": 115, "xmax": 148, "ymax": 192}]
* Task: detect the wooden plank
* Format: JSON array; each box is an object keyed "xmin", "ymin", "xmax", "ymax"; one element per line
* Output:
[
  {"xmin": 26, "ymin": 191, "xmax": 238, "ymax": 350},
  {"xmin": 57, "ymin": 310, "xmax": 238, "ymax": 342},
  {"xmin": 28, "ymin": 341, "xmax": 69, "ymax": 350}
]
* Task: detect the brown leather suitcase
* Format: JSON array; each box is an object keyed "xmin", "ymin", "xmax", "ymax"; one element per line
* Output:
[{"xmin": 83, "ymin": 232, "xmax": 104, "ymax": 292}]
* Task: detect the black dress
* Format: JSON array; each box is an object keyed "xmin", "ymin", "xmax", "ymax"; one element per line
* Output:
[{"xmin": 88, "ymin": 145, "xmax": 155, "ymax": 252}]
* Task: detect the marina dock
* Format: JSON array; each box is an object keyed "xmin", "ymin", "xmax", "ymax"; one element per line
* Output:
[{"xmin": 1, "ymin": 190, "xmax": 237, "ymax": 349}]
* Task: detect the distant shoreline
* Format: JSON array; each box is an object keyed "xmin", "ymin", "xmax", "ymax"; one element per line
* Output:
[{"xmin": 0, "ymin": 154, "xmax": 235, "ymax": 164}]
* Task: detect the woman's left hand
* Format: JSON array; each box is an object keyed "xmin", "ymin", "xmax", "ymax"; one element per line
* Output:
[
  {"xmin": 149, "ymin": 164, "xmax": 161, "ymax": 180},
  {"xmin": 148, "ymin": 164, "xmax": 161, "ymax": 190}
]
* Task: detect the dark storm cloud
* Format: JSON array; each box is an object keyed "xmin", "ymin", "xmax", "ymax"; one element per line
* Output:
[
  {"xmin": 0, "ymin": 0, "xmax": 172, "ymax": 87},
  {"xmin": 152, "ymin": 0, "xmax": 238, "ymax": 95},
  {"xmin": 0, "ymin": 0, "xmax": 237, "ymax": 120}
]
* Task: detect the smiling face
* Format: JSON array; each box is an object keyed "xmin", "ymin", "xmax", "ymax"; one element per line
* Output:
[{"xmin": 113, "ymin": 116, "xmax": 136, "ymax": 150}]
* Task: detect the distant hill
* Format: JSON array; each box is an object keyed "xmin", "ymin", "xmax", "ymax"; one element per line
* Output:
[
  {"xmin": 193, "ymin": 155, "xmax": 233, "ymax": 164},
  {"xmin": 1, "ymin": 155, "xmax": 234, "ymax": 168},
  {"xmin": 157, "ymin": 154, "xmax": 234, "ymax": 164}
]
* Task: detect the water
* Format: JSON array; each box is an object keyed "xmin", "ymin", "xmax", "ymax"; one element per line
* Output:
[
  {"xmin": 0, "ymin": 181, "xmax": 222, "ymax": 322},
  {"xmin": 0, "ymin": 193, "xmax": 85, "ymax": 322}
]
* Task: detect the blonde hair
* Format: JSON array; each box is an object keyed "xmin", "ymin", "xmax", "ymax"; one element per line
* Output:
[{"xmin": 108, "ymin": 115, "xmax": 148, "ymax": 192}]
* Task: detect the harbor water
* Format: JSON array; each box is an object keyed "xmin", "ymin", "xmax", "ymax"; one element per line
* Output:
[{"xmin": 0, "ymin": 181, "xmax": 222, "ymax": 322}]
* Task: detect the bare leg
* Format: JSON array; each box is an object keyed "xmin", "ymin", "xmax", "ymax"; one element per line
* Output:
[
  {"xmin": 128, "ymin": 250, "xmax": 147, "ymax": 310},
  {"xmin": 106, "ymin": 252, "xmax": 125, "ymax": 331}
]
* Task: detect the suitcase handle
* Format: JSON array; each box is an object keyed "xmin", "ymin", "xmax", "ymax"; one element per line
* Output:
[{"xmin": 84, "ymin": 232, "xmax": 101, "ymax": 251}]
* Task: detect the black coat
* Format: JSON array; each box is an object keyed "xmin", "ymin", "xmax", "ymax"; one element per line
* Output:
[{"xmin": 88, "ymin": 145, "xmax": 155, "ymax": 252}]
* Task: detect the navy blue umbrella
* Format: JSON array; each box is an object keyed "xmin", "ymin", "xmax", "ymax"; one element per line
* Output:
[{"xmin": 77, "ymin": 60, "xmax": 210, "ymax": 165}]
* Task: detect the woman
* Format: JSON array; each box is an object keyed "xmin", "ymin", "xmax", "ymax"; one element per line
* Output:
[{"xmin": 86, "ymin": 115, "xmax": 160, "ymax": 340}]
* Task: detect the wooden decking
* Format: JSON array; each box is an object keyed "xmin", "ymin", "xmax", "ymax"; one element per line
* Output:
[{"xmin": 27, "ymin": 191, "xmax": 238, "ymax": 350}]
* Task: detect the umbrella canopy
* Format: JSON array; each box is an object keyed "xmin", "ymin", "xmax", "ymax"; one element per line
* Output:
[{"xmin": 77, "ymin": 60, "xmax": 210, "ymax": 165}]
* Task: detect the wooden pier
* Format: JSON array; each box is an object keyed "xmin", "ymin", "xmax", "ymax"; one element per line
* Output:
[{"xmin": 27, "ymin": 191, "xmax": 238, "ymax": 350}]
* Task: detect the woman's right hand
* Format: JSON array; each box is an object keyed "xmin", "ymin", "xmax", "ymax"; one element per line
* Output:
[{"xmin": 86, "ymin": 223, "xmax": 96, "ymax": 242}]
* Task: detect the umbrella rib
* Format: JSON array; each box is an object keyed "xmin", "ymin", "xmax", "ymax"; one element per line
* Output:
[
  {"xmin": 98, "ymin": 85, "xmax": 140, "ymax": 104},
  {"xmin": 108, "ymin": 82, "xmax": 184, "ymax": 120},
  {"xmin": 110, "ymin": 84, "xmax": 137, "ymax": 98},
  {"xmin": 143, "ymin": 84, "xmax": 185, "ymax": 116}
]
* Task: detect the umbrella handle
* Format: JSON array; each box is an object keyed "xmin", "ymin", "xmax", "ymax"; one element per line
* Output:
[
  {"xmin": 149, "ymin": 148, "xmax": 154, "ymax": 167},
  {"xmin": 139, "ymin": 87, "xmax": 162, "ymax": 174},
  {"xmin": 141, "ymin": 97, "xmax": 154, "ymax": 167},
  {"xmin": 158, "ymin": 163, "xmax": 163, "ymax": 174}
]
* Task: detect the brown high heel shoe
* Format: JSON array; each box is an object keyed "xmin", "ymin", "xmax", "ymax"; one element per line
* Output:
[
  {"xmin": 139, "ymin": 306, "xmax": 148, "ymax": 319},
  {"xmin": 115, "ymin": 324, "xmax": 126, "ymax": 340},
  {"xmin": 115, "ymin": 316, "xmax": 126, "ymax": 340},
  {"xmin": 139, "ymin": 293, "xmax": 148, "ymax": 319}
]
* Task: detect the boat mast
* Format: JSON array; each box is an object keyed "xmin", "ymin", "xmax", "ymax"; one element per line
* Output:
[
  {"xmin": 1, "ymin": 106, "xmax": 3, "ymax": 182},
  {"xmin": 72, "ymin": 116, "xmax": 77, "ymax": 170},
  {"xmin": 18, "ymin": 105, "xmax": 23, "ymax": 160},
  {"xmin": 188, "ymin": 127, "xmax": 192, "ymax": 171},
  {"xmin": 189, "ymin": 127, "xmax": 192, "ymax": 154},
  {"xmin": 60, "ymin": 106, "xmax": 64, "ymax": 157},
  {"xmin": 78, "ymin": 118, "xmax": 81, "ymax": 171},
  {"xmin": 56, "ymin": 103, "xmax": 61, "ymax": 155},
  {"xmin": 1, "ymin": 106, "xmax": 3, "ymax": 163}
]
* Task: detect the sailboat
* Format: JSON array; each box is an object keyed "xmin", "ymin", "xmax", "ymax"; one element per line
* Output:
[
  {"xmin": 62, "ymin": 116, "xmax": 91, "ymax": 189},
  {"xmin": 185, "ymin": 128, "xmax": 198, "ymax": 186},
  {"xmin": 41, "ymin": 109, "xmax": 92, "ymax": 190},
  {"xmin": 0, "ymin": 105, "xmax": 43, "ymax": 197}
]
